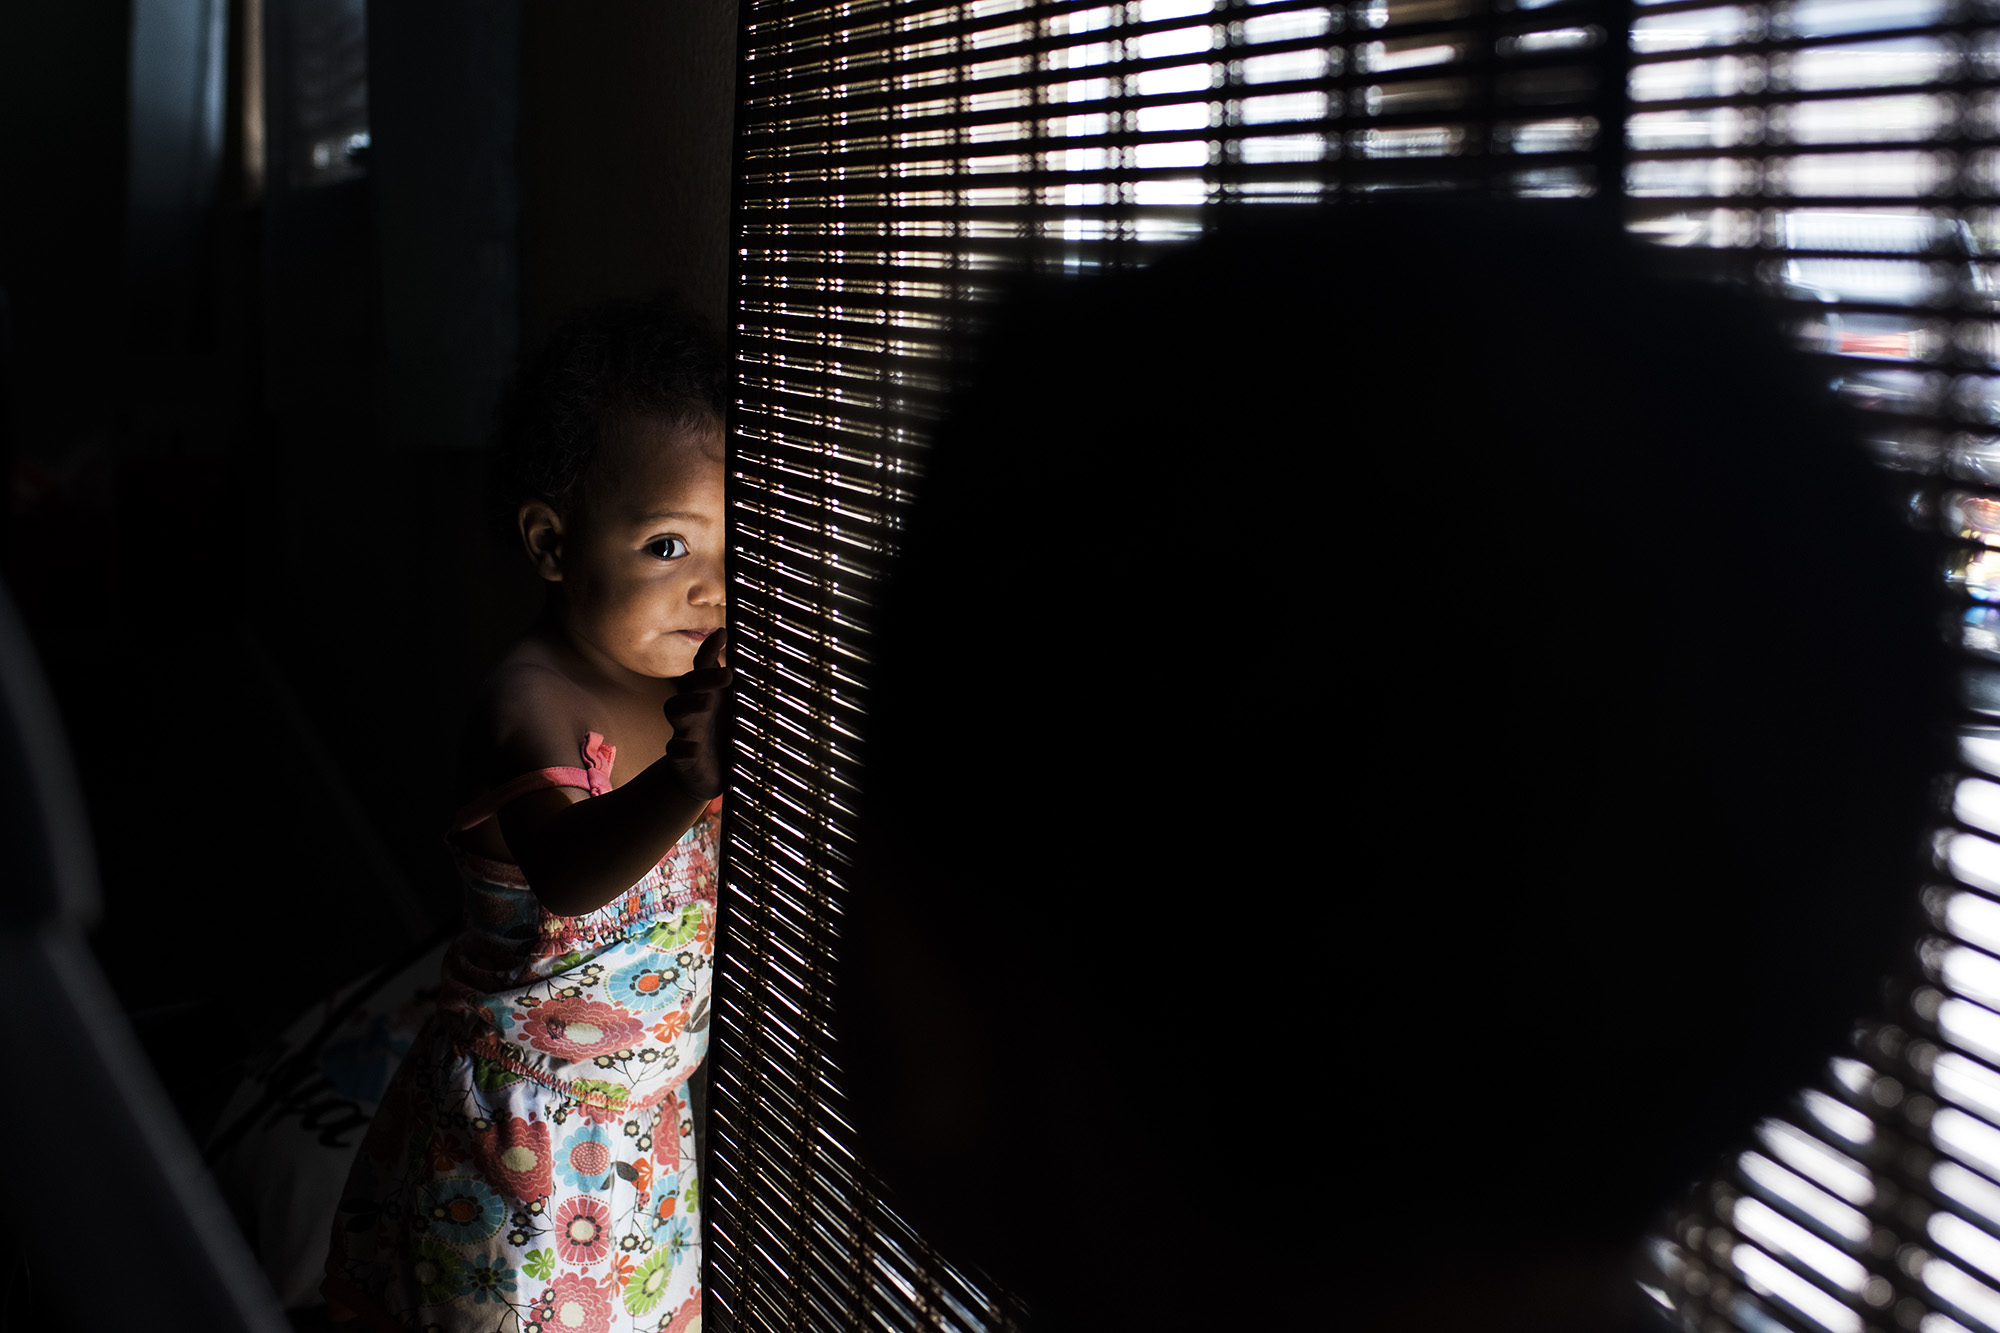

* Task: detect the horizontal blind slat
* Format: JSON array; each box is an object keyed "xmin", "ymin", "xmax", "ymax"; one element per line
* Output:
[{"xmin": 713, "ymin": 0, "xmax": 1624, "ymax": 1326}]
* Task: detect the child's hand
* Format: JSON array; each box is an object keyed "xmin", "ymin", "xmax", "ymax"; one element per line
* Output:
[{"xmin": 663, "ymin": 628, "xmax": 731, "ymax": 801}]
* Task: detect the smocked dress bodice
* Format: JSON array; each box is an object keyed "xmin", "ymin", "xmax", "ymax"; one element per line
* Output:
[
  {"xmin": 436, "ymin": 730, "xmax": 719, "ymax": 1116},
  {"xmin": 324, "ymin": 732, "xmax": 715, "ymax": 1333}
]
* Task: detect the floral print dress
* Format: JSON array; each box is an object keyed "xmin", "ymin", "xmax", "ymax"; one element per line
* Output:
[{"xmin": 324, "ymin": 733, "xmax": 715, "ymax": 1333}]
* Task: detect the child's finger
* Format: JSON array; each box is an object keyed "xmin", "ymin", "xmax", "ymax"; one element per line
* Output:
[
  {"xmin": 664, "ymin": 682, "xmax": 729, "ymax": 722},
  {"xmin": 695, "ymin": 627, "xmax": 728, "ymax": 671},
  {"xmin": 681, "ymin": 667, "xmax": 731, "ymax": 691}
]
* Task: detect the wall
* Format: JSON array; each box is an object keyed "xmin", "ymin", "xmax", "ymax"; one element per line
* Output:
[{"xmin": 518, "ymin": 0, "xmax": 738, "ymax": 347}]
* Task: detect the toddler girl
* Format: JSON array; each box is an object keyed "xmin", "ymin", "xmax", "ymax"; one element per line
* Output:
[{"xmin": 323, "ymin": 298, "xmax": 731, "ymax": 1333}]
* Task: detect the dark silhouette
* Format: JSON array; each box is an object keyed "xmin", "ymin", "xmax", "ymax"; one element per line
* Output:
[{"xmin": 838, "ymin": 199, "xmax": 1955, "ymax": 1330}]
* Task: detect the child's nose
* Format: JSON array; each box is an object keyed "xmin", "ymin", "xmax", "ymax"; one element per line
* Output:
[{"xmin": 687, "ymin": 559, "xmax": 725, "ymax": 606}]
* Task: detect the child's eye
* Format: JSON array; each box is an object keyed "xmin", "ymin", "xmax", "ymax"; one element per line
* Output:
[{"xmin": 645, "ymin": 536, "xmax": 690, "ymax": 561}]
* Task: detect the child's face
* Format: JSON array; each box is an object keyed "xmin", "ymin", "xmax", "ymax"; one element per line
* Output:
[{"xmin": 541, "ymin": 414, "xmax": 725, "ymax": 681}]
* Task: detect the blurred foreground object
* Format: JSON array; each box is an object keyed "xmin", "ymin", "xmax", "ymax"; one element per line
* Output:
[
  {"xmin": 0, "ymin": 577, "xmax": 287, "ymax": 1332},
  {"xmin": 841, "ymin": 198, "xmax": 1954, "ymax": 1330}
]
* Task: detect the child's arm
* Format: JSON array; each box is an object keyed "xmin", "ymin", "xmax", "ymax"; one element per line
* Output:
[{"xmin": 494, "ymin": 633, "xmax": 731, "ymax": 917}]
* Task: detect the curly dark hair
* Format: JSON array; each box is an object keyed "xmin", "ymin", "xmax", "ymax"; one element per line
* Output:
[{"xmin": 496, "ymin": 295, "xmax": 727, "ymax": 514}]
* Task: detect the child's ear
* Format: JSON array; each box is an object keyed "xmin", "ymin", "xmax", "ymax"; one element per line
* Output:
[{"xmin": 518, "ymin": 500, "xmax": 564, "ymax": 581}]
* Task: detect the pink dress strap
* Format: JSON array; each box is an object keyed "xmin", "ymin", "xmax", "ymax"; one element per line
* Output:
[{"xmin": 447, "ymin": 731, "xmax": 617, "ymax": 833}]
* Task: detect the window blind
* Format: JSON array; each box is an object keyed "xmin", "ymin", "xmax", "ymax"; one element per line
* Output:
[
  {"xmin": 711, "ymin": 1, "xmax": 1631, "ymax": 1328},
  {"xmin": 711, "ymin": 3, "xmax": 2000, "ymax": 1332},
  {"xmin": 1624, "ymin": 2, "xmax": 2000, "ymax": 1330}
]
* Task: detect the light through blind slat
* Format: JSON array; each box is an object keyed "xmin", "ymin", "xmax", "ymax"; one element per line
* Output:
[
  {"xmin": 1620, "ymin": 0, "xmax": 2000, "ymax": 1324},
  {"xmin": 712, "ymin": 0, "xmax": 1648, "ymax": 1320},
  {"xmin": 699, "ymin": 0, "xmax": 2000, "ymax": 1329},
  {"xmin": 712, "ymin": 0, "xmax": 1633, "ymax": 1327}
]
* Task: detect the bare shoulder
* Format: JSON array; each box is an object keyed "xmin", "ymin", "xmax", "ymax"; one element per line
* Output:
[{"xmin": 459, "ymin": 640, "xmax": 605, "ymax": 794}]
